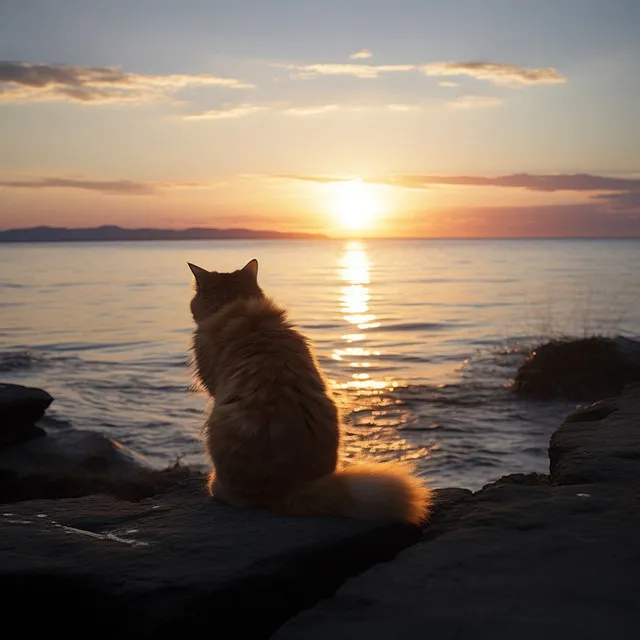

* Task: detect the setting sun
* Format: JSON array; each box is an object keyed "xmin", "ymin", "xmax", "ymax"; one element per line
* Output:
[{"xmin": 330, "ymin": 179, "xmax": 382, "ymax": 231}]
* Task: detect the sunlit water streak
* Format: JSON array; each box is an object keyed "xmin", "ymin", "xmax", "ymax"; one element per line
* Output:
[{"xmin": 1, "ymin": 238, "xmax": 639, "ymax": 490}]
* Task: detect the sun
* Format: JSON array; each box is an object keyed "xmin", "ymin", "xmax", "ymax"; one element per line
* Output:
[{"xmin": 330, "ymin": 179, "xmax": 381, "ymax": 231}]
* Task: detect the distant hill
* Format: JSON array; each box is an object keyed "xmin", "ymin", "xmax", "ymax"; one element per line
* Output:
[{"xmin": 0, "ymin": 225, "xmax": 327, "ymax": 243}]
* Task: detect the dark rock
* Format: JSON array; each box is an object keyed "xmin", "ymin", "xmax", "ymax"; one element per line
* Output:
[
  {"xmin": 550, "ymin": 384, "xmax": 640, "ymax": 486},
  {"xmin": 418, "ymin": 488, "xmax": 475, "ymax": 535},
  {"xmin": 427, "ymin": 487, "xmax": 473, "ymax": 521},
  {"xmin": 564, "ymin": 398, "xmax": 618, "ymax": 423},
  {"xmin": 275, "ymin": 481, "xmax": 640, "ymax": 640},
  {"xmin": 0, "ymin": 429, "xmax": 150, "ymax": 479},
  {"xmin": 431, "ymin": 487, "xmax": 473, "ymax": 510},
  {"xmin": 480, "ymin": 472, "xmax": 550, "ymax": 489},
  {"xmin": 0, "ymin": 478, "xmax": 421, "ymax": 638},
  {"xmin": 0, "ymin": 428, "xmax": 187, "ymax": 503},
  {"xmin": 1, "ymin": 423, "xmax": 47, "ymax": 448},
  {"xmin": 513, "ymin": 336, "xmax": 640, "ymax": 401},
  {"xmin": 0, "ymin": 461, "xmax": 195, "ymax": 504},
  {"xmin": 274, "ymin": 385, "xmax": 640, "ymax": 639},
  {"xmin": 0, "ymin": 383, "xmax": 53, "ymax": 448}
]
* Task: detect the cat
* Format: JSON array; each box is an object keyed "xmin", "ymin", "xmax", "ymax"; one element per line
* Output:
[{"xmin": 188, "ymin": 258, "xmax": 431, "ymax": 525}]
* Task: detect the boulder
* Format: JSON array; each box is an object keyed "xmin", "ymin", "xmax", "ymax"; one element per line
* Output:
[
  {"xmin": 0, "ymin": 427, "xmax": 191, "ymax": 503},
  {"xmin": 0, "ymin": 477, "xmax": 421, "ymax": 638},
  {"xmin": 0, "ymin": 383, "xmax": 52, "ymax": 448},
  {"xmin": 549, "ymin": 383, "xmax": 640, "ymax": 486},
  {"xmin": 513, "ymin": 336, "xmax": 640, "ymax": 401},
  {"xmin": 0, "ymin": 428, "xmax": 150, "ymax": 477},
  {"xmin": 0, "ymin": 383, "xmax": 187, "ymax": 503}
]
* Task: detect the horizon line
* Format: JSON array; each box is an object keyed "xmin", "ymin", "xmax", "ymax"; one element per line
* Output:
[{"xmin": 0, "ymin": 223, "xmax": 639, "ymax": 242}]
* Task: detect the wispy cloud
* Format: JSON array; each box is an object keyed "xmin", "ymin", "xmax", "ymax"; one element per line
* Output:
[
  {"xmin": 183, "ymin": 104, "xmax": 265, "ymax": 120},
  {"xmin": 419, "ymin": 205, "xmax": 640, "ymax": 237},
  {"xmin": 387, "ymin": 103, "xmax": 421, "ymax": 112},
  {"xmin": 423, "ymin": 61, "xmax": 566, "ymax": 87},
  {"xmin": 0, "ymin": 61, "xmax": 251, "ymax": 105},
  {"xmin": 0, "ymin": 177, "xmax": 204, "ymax": 195},
  {"xmin": 275, "ymin": 174, "xmax": 353, "ymax": 184},
  {"xmin": 439, "ymin": 81, "xmax": 459, "ymax": 88},
  {"xmin": 350, "ymin": 49, "xmax": 373, "ymax": 60},
  {"xmin": 284, "ymin": 104, "xmax": 340, "ymax": 115},
  {"xmin": 186, "ymin": 102, "xmax": 423, "ymax": 118},
  {"xmin": 447, "ymin": 95, "xmax": 503, "ymax": 109},
  {"xmin": 367, "ymin": 173, "xmax": 640, "ymax": 192},
  {"xmin": 279, "ymin": 172, "xmax": 640, "ymax": 213},
  {"xmin": 274, "ymin": 58, "xmax": 566, "ymax": 88},
  {"xmin": 275, "ymin": 62, "xmax": 415, "ymax": 79},
  {"xmin": 593, "ymin": 190, "xmax": 640, "ymax": 211},
  {"xmin": 280, "ymin": 172, "xmax": 640, "ymax": 192}
]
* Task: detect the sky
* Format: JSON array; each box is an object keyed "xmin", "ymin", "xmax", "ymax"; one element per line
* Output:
[{"xmin": 1, "ymin": 0, "xmax": 639, "ymax": 237}]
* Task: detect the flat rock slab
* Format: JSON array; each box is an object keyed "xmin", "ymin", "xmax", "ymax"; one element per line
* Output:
[
  {"xmin": 0, "ymin": 477, "xmax": 420, "ymax": 639},
  {"xmin": 275, "ymin": 481, "xmax": 640, "ymax": 640}
]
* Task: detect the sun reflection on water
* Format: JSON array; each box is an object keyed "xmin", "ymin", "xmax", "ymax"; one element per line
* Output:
[
  {"xmin": 334, "ymin": 241, "xmax": 385, "ymax": 390},
  {"xmin": 331, "ymin": 241, "xmax": 437, "ymax": 468}
]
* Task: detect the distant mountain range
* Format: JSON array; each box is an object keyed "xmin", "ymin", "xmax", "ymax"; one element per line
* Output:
[{"xmin": 0, "ymin": 225, "xmax": 327, "ymax": 243}]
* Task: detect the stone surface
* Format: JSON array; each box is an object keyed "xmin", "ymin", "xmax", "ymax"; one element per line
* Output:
[
  {"xmin": 0, "ymin": 383, "xmax": 52, "ymax": 448},
  {"xmin": 3, "ymin": 383, "xmax": 640, "ymax": 638},
  {"xmin": 0, "ymin": 477, "xmax": 421, "ymax": 638},
  {"xmin": 513, "ymin": 336, "xmax": 640, "ymax": 401},
  {"xmin": 564, "ymin": 398, "xmax": 618, "ymax": 423},
  {"xmin": 0, "ymin": 427, "xmax": 189, "ymax": 503},
  {"xmin": 275, "ymin": 482, "xmax": 640, "ymax": 640},
  {"xmin": 275, "ymin": 385, "xmax": 640, "ymax": 640},
  {"xmin": 0, "ymin": 428, "xmax": 150, "ymax": 478},
  {"xmin": 550, "ymin": 383, "xmax": 640, "ymax": 486}
]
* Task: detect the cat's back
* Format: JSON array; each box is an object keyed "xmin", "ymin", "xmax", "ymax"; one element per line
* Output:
[{"xmin": 202, "ymin": 296, "xmax": 327, "ymax": 398}]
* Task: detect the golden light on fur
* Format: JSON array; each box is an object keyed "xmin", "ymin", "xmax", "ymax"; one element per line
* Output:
[
  {"xmin": 330, "ymin": 179, "xmax": 382, "ymax": 231},
  {"xmin": 188, "ymin": 258, "xmax": 431, "ymax": 525}
]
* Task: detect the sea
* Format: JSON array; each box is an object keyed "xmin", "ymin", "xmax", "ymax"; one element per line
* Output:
[{"xmin": 1, "ymin": 238, "xmax": 639, "ymax": 490}]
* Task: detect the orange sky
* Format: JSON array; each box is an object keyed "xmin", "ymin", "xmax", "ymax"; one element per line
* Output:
[{"xmin": 1, "ymin": 1, "xmax": 639, "ymax": 237}]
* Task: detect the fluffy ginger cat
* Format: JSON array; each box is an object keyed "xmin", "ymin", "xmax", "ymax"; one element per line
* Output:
[{"xmin": 188, "ymin": 258, "xmax": 431, "ymax": 525}]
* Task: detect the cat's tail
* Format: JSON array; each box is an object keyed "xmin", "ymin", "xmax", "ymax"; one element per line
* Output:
[{"xmin": 279, "ymin": 461, "xmax": 431, "ymax": 525}]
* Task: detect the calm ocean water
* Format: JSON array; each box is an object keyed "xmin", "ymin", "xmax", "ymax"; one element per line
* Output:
[{"xmin": 1, "ymin": 238, "xmax": 639, "ymax": 490}]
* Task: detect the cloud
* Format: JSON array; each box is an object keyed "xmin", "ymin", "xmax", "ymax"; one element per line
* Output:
[
  {"xmin": 447, "ymin": 95, "xmax": 503, "ymax": 109},
  {"xmin": 285, "ymin": 103, "xmax": 420, "ymax": 114},
  {"xmin": 184, "ymin": 104, "xmax": 265, "ymax": 120},
  {"xmin": 279, "ymin": 172, "xmax": 640, "ymax": 216},
  {"xmin": 275, "ymin": 174, "xmax": 353, "ymax": 184},
  {"xmin": 0, "ymin": 61, "xmax": 251, "ymax": 105},
  {"xmin": 439, "ymin": 81, "xmax": 459, "ymax": 88},
  {"xmin": 274, "ymin": 58, "xmax": 565, "ymax": 88},
  {"xmin": 185, "ymin": 102, "xmax": 423, "ymax": 118},
  {"xmin": 592, "ymin": 190, "xmax": 640, "ymax": 212},
  {"xmin": 423, "ymin": 61, "xmax": 566, "ymax": 87},
  {"xmin": 363, "ymin": 173, "xmax": 640, "ymax": 192},
  {"xmin": 420, "ymin": 205, "xmax": 640, "ymax": 237},
  {"xmin": 387, "ymin": 103, "xmax": 420, "ymax": 111},
  {"xmin": 284, "ymin": 104, "xmax": 340, "ymax": 115},
  {"xmin": 275, "ymin": 62, "xmax": 415, "ymax": 79},
  {"xmin": 350, "ymin": 49, "xmax": 373, "ymax": 60},
  {"xmin": 0, "ymin": 177, "xmax": 203, "ymax": 195}
]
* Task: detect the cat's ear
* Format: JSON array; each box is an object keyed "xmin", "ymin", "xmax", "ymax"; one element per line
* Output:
[
  {"xmin": 241, "ymin": 259, "xmax": 258, "ymax": 282},
  {"xmin": 188, "ymin": 262, "xmax": 209, "ymax": 287}
]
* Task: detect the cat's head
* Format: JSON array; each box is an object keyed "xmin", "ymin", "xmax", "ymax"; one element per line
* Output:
[{"xmin": 188, "ymin": 259, "xmax": 263, "ymax": 321}]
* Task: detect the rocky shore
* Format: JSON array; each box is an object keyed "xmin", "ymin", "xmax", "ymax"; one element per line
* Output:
[{"xmin": 2, "ymin": 340, "xmax": 640, "ymax": 639}]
